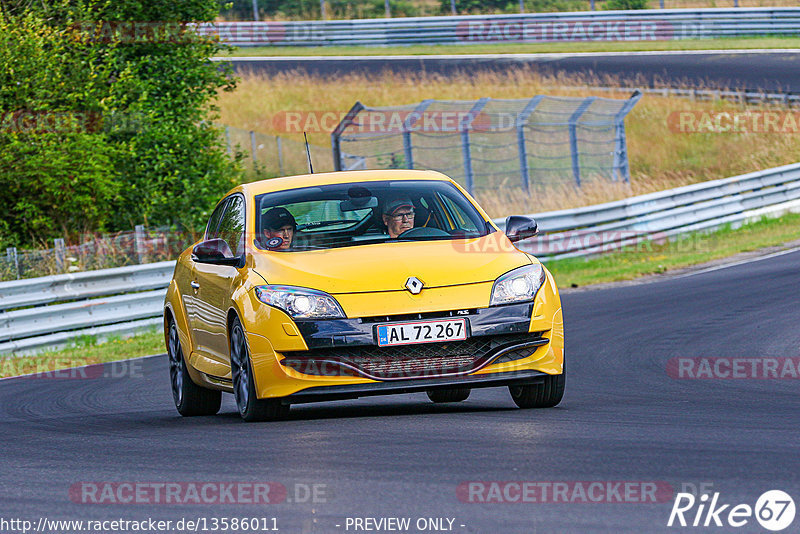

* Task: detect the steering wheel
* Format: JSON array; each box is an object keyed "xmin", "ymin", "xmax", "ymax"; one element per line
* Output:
[{"xmin": 397, "ymin": 227, "xmax": 450, "ymax": 238}]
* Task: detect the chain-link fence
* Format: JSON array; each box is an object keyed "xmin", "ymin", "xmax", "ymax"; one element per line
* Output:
[
  {"xmin": 331, "ymin": 92, "xmax": 641, "ymax": 196},
  {"xmin": 223, "ymin": 125, "xmax": 335, "ymax": 177}
]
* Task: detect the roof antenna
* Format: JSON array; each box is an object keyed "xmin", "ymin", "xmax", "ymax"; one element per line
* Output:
[{"xmin": 304, "ymin": 132, "xmax": 314, "ymax": 174}]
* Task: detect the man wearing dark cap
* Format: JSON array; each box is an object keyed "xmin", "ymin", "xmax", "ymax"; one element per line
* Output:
[
  {"xmin": 262, "ymin": 207, "xmax": 296, "ymax": 250},
  {"xmin": 382, "ymin": 196, "xmax": 415, "ymax": 238}
]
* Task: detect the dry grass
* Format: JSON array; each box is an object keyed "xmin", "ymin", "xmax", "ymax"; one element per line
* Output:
[{"xmin": 217, "ymin": 68, "xmax": 800, "ymax": 217}]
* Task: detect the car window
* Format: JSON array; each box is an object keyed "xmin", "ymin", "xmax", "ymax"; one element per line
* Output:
[
  {"xmin": 254, "ymin": 180, "xmax": 488, "ymax": 252},
  {"xmin": 205, "ymin": 198, "xmax": 228, "ymax": 240},
  {"xmin": 438, "ymin": 193, "xmax": 482, "ymax": 233},
  {"xmin": 217, "ymin": 195, "xmax": 245, "ymax": 256}
]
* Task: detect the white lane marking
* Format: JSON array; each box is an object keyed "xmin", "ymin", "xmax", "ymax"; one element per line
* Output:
[
  {"xmin": 214, "ymin": 49, "xmax": 800, "ymax": 62},
  {"xmin": 0, "ymin": 353, "xmax": 165, "ymax": 382},
  {"xmin": 672, "ymin": 245, "xmax": 800, "ymax": 279}
]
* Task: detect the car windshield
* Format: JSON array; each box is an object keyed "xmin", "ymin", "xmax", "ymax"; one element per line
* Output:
[{"xmin": 255, "ymin": 179, "xmax": 491, "ymax": 251}]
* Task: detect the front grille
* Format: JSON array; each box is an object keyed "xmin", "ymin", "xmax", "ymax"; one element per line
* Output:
[{"xmin": 280, "ymin": 332, "xmax": 544, "ymax": 381}]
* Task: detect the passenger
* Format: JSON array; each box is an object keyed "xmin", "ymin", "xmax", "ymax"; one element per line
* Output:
[
  {"xmin": 382, "ymin": 196, "xmax": 415, "ymax": 238},
  {"xmin": 262, "ymin": 207, "xmax": 295, "ymax": 250}
]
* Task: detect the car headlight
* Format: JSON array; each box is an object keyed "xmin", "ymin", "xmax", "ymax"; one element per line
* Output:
[
  {"xmin": 255, "ymin": 285, "xmax": 346, "ymax": 319},
  {"xmin": 490, "ymin": 264, "xmax": 546, "ymax": 306}
]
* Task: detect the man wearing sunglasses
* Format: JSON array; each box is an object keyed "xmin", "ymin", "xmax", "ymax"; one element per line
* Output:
[{"xmin": 382, "ymin": 196, "xmax": 416, "ymax": 238}]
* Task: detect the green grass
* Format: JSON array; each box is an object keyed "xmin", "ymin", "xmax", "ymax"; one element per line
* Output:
[
  {"xmin": 224, "ymin": 36, "xmax": 800, "ymax": 57},
  {"xmin": 546, "ymin": 212, "xmax": 800, "ymax": 287},
  {"xmin": 0, "ymin": 328, "xmax": 164, "ymax": 379},
  {"xmin": 2, "ymin": 212, "xmax": 798, "ymax": 377}
]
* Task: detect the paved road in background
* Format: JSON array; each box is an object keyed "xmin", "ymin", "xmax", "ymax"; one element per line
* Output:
[
  {"xmin": 2, "ymin": 249, "xmax": 798, "ymax": 533},
  {"xmin": 224, "ymin": 51, "xmax": 800, "ymax": 92}
]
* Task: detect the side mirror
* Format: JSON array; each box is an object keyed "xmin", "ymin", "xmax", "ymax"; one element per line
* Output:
[
  {"xmin": 505, "ymin": 215, "xmax": 538, "ymax": 243},
  {"xmin": 192, "ymin": 238, "xmax": 240, "ymax": 266}
]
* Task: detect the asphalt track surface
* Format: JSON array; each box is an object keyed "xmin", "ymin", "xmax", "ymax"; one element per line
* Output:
[
  {"xmin": 225, "ymin": 51, "xmax": 800, "ymax": 92},
  {"xmin": 1, "ymin": 249, "xmax": 798, "ymax": 533}
]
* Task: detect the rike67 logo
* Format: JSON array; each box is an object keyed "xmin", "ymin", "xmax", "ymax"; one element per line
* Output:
[{"xmin": 668, "ymin": 490, "xmax": 795, "ymax": 531}]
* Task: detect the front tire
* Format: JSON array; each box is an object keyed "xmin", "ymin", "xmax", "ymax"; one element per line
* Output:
[
  {"xmin": 230, "ymin": 317, "xmax": 289, "ymax": 422},
  {"xmin": 427, "ymin": 388, "xmax": 471, "ymax": 403},
  {"xmin": 167, "ymin": 319, "xmax": 221, "ymax": 416},
  {"xmin": 509, "ymin": 365, "xmax": 565, "ymax": 409}
]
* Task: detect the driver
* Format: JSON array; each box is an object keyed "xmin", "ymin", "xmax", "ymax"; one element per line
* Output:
[
  {"xmin": 382, "ymin": 196, "xmax": 415, "ymax": 238},
  {"xmin": 262, "ymin": 207, "xmax": 295, "ymax": 250}
]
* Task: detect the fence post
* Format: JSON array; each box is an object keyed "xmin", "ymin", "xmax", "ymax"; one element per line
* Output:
[
  {"xmin": 519, "ymin": 0, "xmax": 525, "ymax": 13},
  {"xmin": 385, "ymin": 0, "xmax": 391, "ymax": 17},
  {"xmin": 6, "ymin": 247, "xmax": 19, "ymax": 280},
  {"xmin": 516, "ymin": 95, "xmax": 544, "ymax": 192},
  {"xmin": 252, "ymin": 0, "xmax": 259, "ymax": 21},
  {"xmin": 320, "ymin": 0, "xmax": 326, "ymax": 20},
  {"xmin": 54, "ymin": 238, "xmax": 66, "ymax": 272},
  {"xmin": 459, "ymin": 98, "xmax": 490, "ymax": 195},
  {"xmin": 134, "ymin": 225, "xmax": 146, "ymax": 264},
  {"xmin": 402, "ymin": 99, "xmax": 433, "ymax": 170},
  {"xmin": 450, "ymin": 0, "xmax": 456, "ymax": 14},
  {"xmin": 568, "ymin": 97, "xmax": 595, "ymax": 187},
  {"xmin": 225, "ymin": 126, "xmax": 232, "ymax": 156},
  {"xmin": 612, "ymin": 90, "xmax": 642, "ymax": 183},
  {"xmin": 331, "ymin": 101, "xmax": 366, "ymax": 171},
  {"xmin": 249, "ymin": 130, "xmax": 258, "ymax": 169},
  {"xmin": 276, "ymin": 136, "xmax": 284, "ymax": 175}
]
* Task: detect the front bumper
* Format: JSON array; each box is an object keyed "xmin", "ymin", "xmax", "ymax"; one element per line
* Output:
[{"xmin": 245, "ymin": 281, "xmax": 564, "ymax": 400}]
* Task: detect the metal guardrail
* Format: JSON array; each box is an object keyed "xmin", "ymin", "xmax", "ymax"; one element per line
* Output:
[
  {"xmin": 2, "ymin": 161, "xmax": 799, "ymax": 356},
  {"xmin": 195, "ymin": 8, "xmax": 800, "ymax": 47},
  {"xmin": 496, "ymin": 162, "xmax": 800, "ymax": 260}
]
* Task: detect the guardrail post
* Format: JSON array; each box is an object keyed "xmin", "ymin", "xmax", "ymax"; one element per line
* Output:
[
  {"xmin": 331, "ymin": 102, "xmax": 366, "ymax": 171},
  {"xmin": 320, "ymin": 0, "xmax": 326, "ymax": 20},
  {"xmin": 276, "ymin": 136, "xmax": 284, "ymax": 175},
  {"xmin": 6, "ymin": 247, "xmax": 19, "ymax": 280},
  {"xmin": 450, "ymin": 0, "xmax": 456, "ymax": 14},
  {"xmin": 54, "ymin": 238, "xmax": 66, "ymax": 272},
  {"xmin": 402, "ymin": 99, "xmax": 433, "ymax": 170},
  {"xmin": 612, "ymin": 90, "xmax": 642, "ymax": 183},
  {"xmin": 252, "ymin": 0, "xmax": 259, "ymax": 21},
  {"xmin": 516, "ymin": 95, "xmax": 544, "ymax": 192},
  {"xmin": 135, "ymin": 225, "xmax": 146, "ymax": 264},
  {"xmin": 568, "ymin": 97, "xmax": 595, "ymax": 187},
  {"xmin": 224, "ymin": 126, "xmax": 232, "ymax": 156},
  {"xmin": 459, "ymin": 98, "xmax": 490, "ymax": 195}
]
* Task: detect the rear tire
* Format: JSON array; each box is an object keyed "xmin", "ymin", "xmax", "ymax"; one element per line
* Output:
[
  {"xmin": 167, "ymin": 319, "xmax": 221, "ymax": 416},
  {"xmin": 230, "ymin": 317, "xmax": 289, "ymax": 422},
  {"xmin": 427, "ymin": 388, "xmax": 471, "ymax": 403},
  {"xmin": 509, "ymin": 366, "xmax": 565, "ymax": 409}
]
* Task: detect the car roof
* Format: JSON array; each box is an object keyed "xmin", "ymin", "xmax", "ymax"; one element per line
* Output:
[{"xmin": 232, "ymin": 169, "xmax": 454, "ymax": 197}]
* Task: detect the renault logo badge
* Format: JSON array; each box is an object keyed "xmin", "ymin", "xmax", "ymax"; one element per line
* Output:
[{"xmin": 405, "ymin": 277, "xmax": 424, "ymax": 294}]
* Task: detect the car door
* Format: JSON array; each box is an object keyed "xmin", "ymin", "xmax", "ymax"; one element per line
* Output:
[{"xmin": 190, "ymin": 194, "xmax": 245, "ymax": 365}]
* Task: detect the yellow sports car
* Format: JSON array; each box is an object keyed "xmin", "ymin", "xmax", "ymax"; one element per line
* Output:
[{"xmin": 164, "ymin": 169, "xmax": 564, "ymax": 421}]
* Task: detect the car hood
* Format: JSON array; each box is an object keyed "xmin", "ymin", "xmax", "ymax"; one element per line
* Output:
[{"xmin": 251, "ymin": 233, "xmax": 532, "ymax": 294}]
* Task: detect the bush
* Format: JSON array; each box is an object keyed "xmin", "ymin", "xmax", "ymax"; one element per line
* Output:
[
  {"xmin": 0, "ymin": 1, "xmax": 243, "ymax": 248},
  {"xmin": 604, "ymin": 0, "xmax": 649, "ymax": 9}
]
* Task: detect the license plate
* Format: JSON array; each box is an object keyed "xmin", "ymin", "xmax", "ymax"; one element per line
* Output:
[{"xmin": 376, "ymin": 318, "xmax": 467, "ymax": 347}]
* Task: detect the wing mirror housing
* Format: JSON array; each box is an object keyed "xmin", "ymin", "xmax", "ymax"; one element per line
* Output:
[
  {"xmin": 192, "ymin": 238, "xmax": 241, "ymax": 266},
  {"xmin": 505, "ymin": 215, "xmax": 538, "ymax": 243}
]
